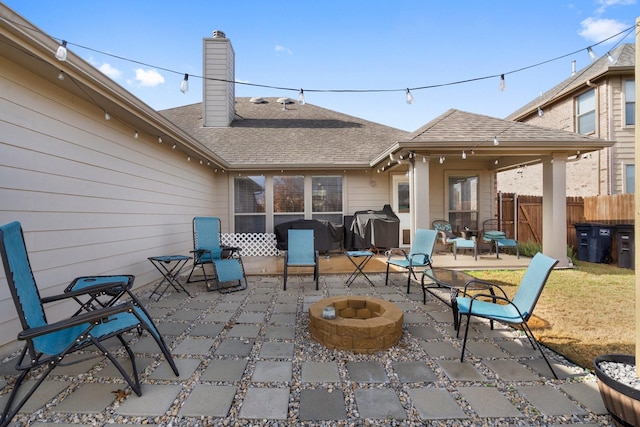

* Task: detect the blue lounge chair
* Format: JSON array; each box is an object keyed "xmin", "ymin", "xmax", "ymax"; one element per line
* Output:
[
  {"xmin": 385, "ymin": 229, "xmax": 437, "ymax": 293},
  {"xmin": 284, "ymin": 229, "xmax": 319, "ymax": 290},
  {"xmin": 482, "ymin": 219, "xmax": 519, "ymax": 258},
  {"xmin": 0, "ymin": 221, "xmax": 179, "ymax": 426},
  {"xmin": 456, "ymin": 252, "xmax": 559, "ymax": 378},
  {"xmin": 187, "ymin": 217, "xmax": 247, "ymax": 293}
]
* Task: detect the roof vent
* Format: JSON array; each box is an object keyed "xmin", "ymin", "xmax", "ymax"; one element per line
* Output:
[
  {"xmin": 250, "ymin": 97, "xmax": 267, "ymax": 104},
  {"xmin": 277, "ymin": 97, "xmax": 294, "ymax": 104},
  {"xmin": 212, "ymin": 30, "xmax": 226, "ymax": 39}
]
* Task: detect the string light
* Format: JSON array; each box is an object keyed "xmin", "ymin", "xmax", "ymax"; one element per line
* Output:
[
  {"xmin": 104, "ymin": 111, "xmax": 111, "ymax": 121},
  {"xmin": 493, "ymin": 136, "xmax": 499, "ymax": 146},
  {"xmin": 55, "ymin": 40, "xmax": 67, "ymax": 61},
  {"xmin": 158, "ymin": 136, "xmax": 163, "ymax": 143},
  {"xmin": 499, "ymin": 74, "xmax": 506, "ymax": 91},
  {"xmin": 461, "ymin": 151, "xmax": 466, "ymax": 160},
  {"xmin": 134, "ymin": 130, "xmax": 138, "ymax": 139},
  {"xmin": 439, "ymin": 156, "xmax": 444, "ymax": 164},
  {"xmin": 57, "ymin": 70, "xmax": 64, "ymax": 80},
  {"xmin": 537, "ymin": 107, "xmax": 544, "ymax": 117},
  {"xmin": 180, "ymin": 74, "xmax": 189, "ymax": 93},
  {"xmin": 607, "ymin": 52, "xmax": 617, "ymax": 64},
  {"xmin": 172, "ymin": 143, "xmax": 177, "ymax": 149},
  {"xmin": 187, "ymin": 156, "xmax": 191, "ymax": 161},
  {"xmin": 405, "ymin": 88, "xmax": 414, "ymax": 104},
  {"xmin": 587, "ymin": 47, "xmax": 597, "ymax": 62},
  {"xmin": 297, "ymin": 89, "xmax": 305, "ymax": 105}
]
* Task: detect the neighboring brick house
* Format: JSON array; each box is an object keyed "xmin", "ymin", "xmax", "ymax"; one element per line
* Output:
[{"xmin": 500, "ymin": 44, "xmax": 635, "ymax": 197}]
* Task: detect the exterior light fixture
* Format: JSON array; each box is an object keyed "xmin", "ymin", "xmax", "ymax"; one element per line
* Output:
[
  {"xmin": 180, "ymin": 74, "xmax": 189, "ymax": 93},
  {"xmin": 55, "ymin": 40, "xmax": 68, "ymax": 61}
]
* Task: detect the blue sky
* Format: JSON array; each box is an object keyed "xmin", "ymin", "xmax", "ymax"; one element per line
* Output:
[{"xmin": 3, "ymin": 0, "xmax": 638, "ymax": 131}]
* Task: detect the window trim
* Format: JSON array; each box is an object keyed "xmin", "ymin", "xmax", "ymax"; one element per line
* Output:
[
  {"xmin": 623, "ymin": 79, "xmax": 635, "ymax": 128},
  {"xmin": 576, "ymin": 88, "xmax": 596, "ymax": 135}
]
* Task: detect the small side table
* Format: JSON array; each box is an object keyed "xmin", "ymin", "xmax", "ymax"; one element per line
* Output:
[
  {"xmin": 345, "ymin": 250, "xmax": 375, "ymax": 286},
  {"xmin": 148, "ymin": 255, "xmax": 192, "ymax": 301}
]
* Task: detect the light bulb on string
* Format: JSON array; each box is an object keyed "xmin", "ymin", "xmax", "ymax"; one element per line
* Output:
[
  {"xmin": 439, "ymin": 156, "xmax": 444, "ymax": 164},
  {"xmin": 104, "ymin": 111, "xmax": 111, "ymax": 121},
  {"xmin": 187, "ymin": 156, "xmax": 191, "ymax": 162},
  {"xmin": 499, "ymin": 74, "xmax": 506, "ymax": 91},
  {"xmin": 422, "ymin": 157, "xmax": 426, "ymax": 163},
  {"xmin": 158, "ymin": 136, "xmax": 163, "ymax": 143},
  {"xmin": 587, "ymin": 47, "xmax": 597, "ymax": 62},
  {"xmin": 180, "ymin": 74, "xmax": 189, "ymax": 93},
  {"xmin": 461, "ymin": 151, "xmax": 467, "ymax": 160},
  {"xmin": 134, "ymin": 131, "xmax": 138, "ymax": 139},
  {"xmin": 405, "ymin": 88, "xmax": 414, "ymax": 104},
  {"xmin": 493, "ymin": 136, "xmax": 499, "ymax": 146},
  {"xmin": 57, "ymin": 71, "xmax": 64, "ymax": 80},
  {"xmin": 607, "ymin": 52, "xmax": 617, "ymax": 64},
  {"xmin": 55, "ymin": 40, "xmax": 67, "ymax": 61},
  {"xmin": 537, "ymin": 107, "xmax": 544, "ymax": 117},
  {"xmin": 297, "ymin": 89, "xmax": 305, "ymax": 105},
  {"xmin": 172, "ymin": 143, "xmax": 177, "ymax": 149}
]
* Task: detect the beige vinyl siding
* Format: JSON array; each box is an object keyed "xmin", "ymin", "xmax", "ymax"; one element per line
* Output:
[
  {"xmin": 0, "ymin": 54, "xmax": 219, "ymax": 348},
  {"xmin": 344, "ymin": 172, "xmax": 389, "ymax": 214}
]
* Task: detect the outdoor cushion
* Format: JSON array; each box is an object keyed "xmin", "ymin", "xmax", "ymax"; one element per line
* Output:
[{"xmin": 483, "ymin": 230, "xmax": 507, "ymax": 240}]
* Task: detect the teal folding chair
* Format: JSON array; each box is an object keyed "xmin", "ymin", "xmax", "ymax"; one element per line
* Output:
[
  {"xmin": 385, "ymin": 229, "xmax": 437, "ymax": 293},
  {"xmin": 456, "ymin": 252, "xmax": 559, "ymax": 378},
  {"xmin": 283, "ymin": 229, "xmax": 319, "ymax": 290},
  {"xmin": 0, "ymin": 221, "xmax": 179, "ymax": 426},
  {"xmin": 187, "ymin": 217, "xmax": 247, "ymax": 293}
]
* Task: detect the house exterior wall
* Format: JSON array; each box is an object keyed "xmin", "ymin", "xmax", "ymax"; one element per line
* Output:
[
  {"xmin": 498, "ymin": 76, "xmax": 631, "ymax": 197},
  {"xmin": 0, "ymin": 56, "xmax": 220, "ymax": 348}
]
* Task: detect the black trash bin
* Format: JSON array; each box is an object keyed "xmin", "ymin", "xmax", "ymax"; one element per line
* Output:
[
  {"xmin": 615, "ymin": 224, "xmax": 634, "ymax": 269},
  {"xmin": 574, "ymin": 223, "xmax": 613, "ymax": 263}
]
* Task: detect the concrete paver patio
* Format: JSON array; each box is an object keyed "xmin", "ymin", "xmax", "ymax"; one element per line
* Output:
[{"xmin": 0, "ymin": 253, "xmax": 612, "ymax": 425}]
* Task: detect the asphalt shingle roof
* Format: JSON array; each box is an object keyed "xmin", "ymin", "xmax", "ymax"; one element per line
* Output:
[{"xmin": 160, "ymin": 98, "xmax": 409, "ymax": 169}]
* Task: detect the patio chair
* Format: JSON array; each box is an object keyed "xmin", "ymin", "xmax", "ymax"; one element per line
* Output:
[
  {"xmin": 0, "ymin": 221, "xmax": 179, "ymax": 426},
  {"xmin": 482, "ymin": 218, "xmax": 519, "ymax": 258},
  {"xmin": 384, "ymin": 228, "xmax": 437, "ymax": 294},
  {"xmin": 186, "ymin": 217, "xmax": 247, "ymax": 293},
  {"xmin": 456, "ymin": 252, "xmax": 559, "ymax": 378},
  {"xmin": 283, "ymin": 229, "xmax": 319, "ymax": 290},
  {"xmin": 432, "ymin": 219, "xmax": 457, "ymax": 254}
]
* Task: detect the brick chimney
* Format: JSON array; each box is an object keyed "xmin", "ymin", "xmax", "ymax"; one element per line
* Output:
[{"xmin": 202, "ymin": 30, "xmax": 235, "ymax": 127}]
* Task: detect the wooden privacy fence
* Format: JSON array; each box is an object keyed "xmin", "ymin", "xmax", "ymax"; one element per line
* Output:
[{"xmin": 497, "ymin": 192, "xmax": 634, "ymax": 255}]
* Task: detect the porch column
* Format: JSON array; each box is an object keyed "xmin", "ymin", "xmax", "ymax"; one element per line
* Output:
[
  {"xmin": 542, "ymin": 153, "xmax": 570, "ymax": 268},
  {"xmin": 412, "ymin": 156, "xmax": 431, "ymax": 234}
]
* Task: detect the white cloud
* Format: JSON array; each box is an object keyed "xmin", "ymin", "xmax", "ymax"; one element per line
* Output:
[
  {"xmin": 578, "ymin": 17, "xmax": 628, "ymax": 43},
  {"xmin": 595, "ymin": 0, "xmax": 636, "ymax": 14},
  {"xmin": 134, "ymin": 68, "xmax": 165, "ymax": 87},
  {"xmin": 275, "ymin": 44, "xmax": 293, "ymax": 55},
  {"xmin": 98, "ymin": 63, "xmax": 122, "ymax": 80}
]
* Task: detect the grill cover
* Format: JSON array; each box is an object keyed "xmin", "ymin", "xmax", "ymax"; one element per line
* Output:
[{"xmin": 348, "ymin": 205, "xmax": 399, "ymax": 250}]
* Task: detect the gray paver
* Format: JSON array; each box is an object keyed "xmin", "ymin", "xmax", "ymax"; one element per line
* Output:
[
  {"xmin": 156, "ymin": 321, "xmax": 190, "ymax": 336},
  {"xmin": 408, "ymin": 388, "xmax": 468, "ymax": 420},
  {"xmin": 466, "ymin": 340, "xmax": 511, "ymax": 358},
  {"xmin": 238, "ymin": 387, "xmax": 289, "ymax": 419},
  {"xmin": 149, "ymin": 358, "xmax": 200, "ymax": 381},
  {"xmin": 215, "ymin": 339, "xmax": 255, "ymax": 356},
  {"xmin": 179, "ymin": 384, "xmax": 237, "ymax": 417},
  {"xmin": 0, "ymin": 380, "xmax": 70, "ymax": 414},
  {"xmin": 299, "ymin": 389, "xmax": 346, "ymax": 420},
  {"xmin": 346, "ymin": 361, "xmax": 388, "ymax": 383},
  {"xmin": 236, "ymin": 312, "xmax": 267, "ymax": 323},
  {"xmin": 252, "ymin": 361, "xmax": 292, "ymax": 382},
  {"xmin": 264, "ymin": 325, "xmax": 295, "ymax": 339},
  {"xmin": 190, "ymin": 322, "xmax": 224, "ymax": 337},
  {"xmin": 259, "ymin": 342, "xmax": 294, "ymax": 358},
  {"xmin": 392, "ymin": 361, "xmax": 436, "ymax": 382},
  {"xmin": 437, "ymin": 360, "xmax": 486, "ymax": 381},
  {"xmin": 169, "ymin": 309, "xmax": 202, "ymax": 321},
  {"xmin": 54, "ymin": 383, "xmax": 116, "ymax": 413},
  {"xmin": 269, "ymin": 313, "xmax": 296, "ymax": 324},
  {"xmin": 116, "ymin": 384, "xmax": 182, "ymax": 416},
  {"xmin": 301, "ymin": 361, "xmax": 341, "ymax": 383},
  {"xmin": 406, "ymin": 325, "xmax": 442, "ymax": 339},
  {"xmin": 420, "ymin": 340, "xmax": 460, "ymax": 358},
  {"xmin": 560, "ymin": 381, "xmax": 608, "ymax": 415},
  {"xmin": 355, "ymin": 388, "xmax": 406, "ymax": 420},
  {"xmin": 484, "ymin": 359, "xmax": 541, "ymax": 381},
  {"xmin": 517, "ymin": 385, "xmax": 587, "ymax": 416},
  {"xmin": 458, "ymin": 386, "xmax": 523, "ymax": 418},
  {"xmin": 228, "ymin": 324, "xmax": 262, "ymax": 338},
  {"xmin": 201, "ymin": 359, "xmax": 248, "ymax": 381},
  {"xmin": 172, "ymin": 337, "xmax": 215, "ymax": 355}
]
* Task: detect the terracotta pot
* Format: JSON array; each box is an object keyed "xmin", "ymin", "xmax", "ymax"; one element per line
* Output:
[{"xmin": 594, "ymin": 354, "xmax": 640, "ymax": 427}]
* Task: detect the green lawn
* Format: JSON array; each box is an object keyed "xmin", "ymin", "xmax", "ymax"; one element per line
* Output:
[{"xmin": 468, "ymin": 260, "xmax": 635, "ymax": 370}]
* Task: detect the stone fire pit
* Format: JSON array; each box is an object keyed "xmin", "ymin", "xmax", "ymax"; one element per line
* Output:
[{"xmin": 308, "ymin": 296, "xmax": 403, "ymax": 353}]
